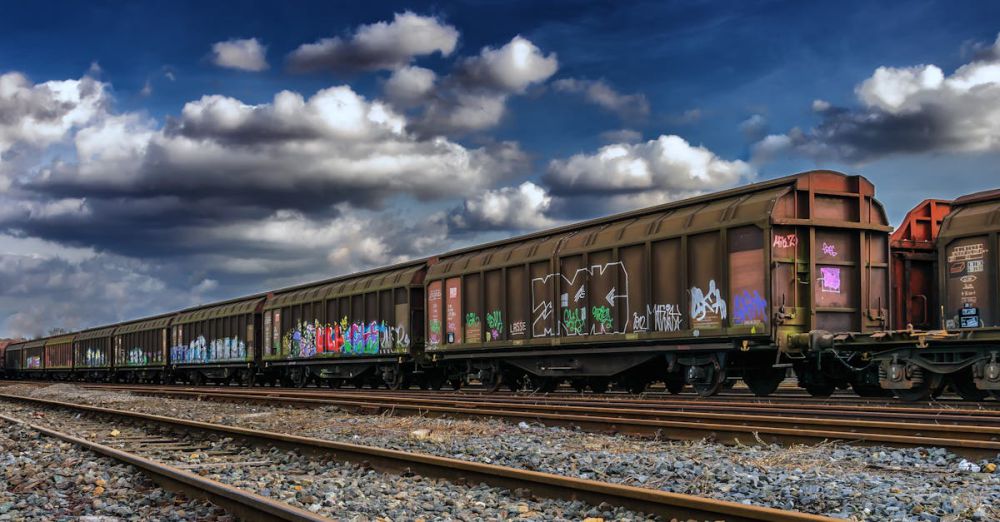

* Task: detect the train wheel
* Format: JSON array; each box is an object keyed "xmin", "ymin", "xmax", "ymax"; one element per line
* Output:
[
  {"xmin": 850, "ymin": 382, "xmax": 892, "ymax": 397},
  {"xmin": 382, "ymin": 366, "xmax": 407, "ymax": 391},
  {"xmin": 449, "ymin": 378, "xmax": 463, "ymax": 390},
  {"xmin": 588, "ymin": 377, "xmax": 610, "ymax": 394},
  {"xmin": 804, "ymin": 384, "xmax": 834, "ymax": 397},
  {"xmin": 950, "ymin": 368, "xmax": 987, "ymax": 401},
  {"xmin": 687, "ymin": 358, "xmax": 726, "ymax": 397},
  {"xmin": 743, "ymin": 368, "xmax": 785, "ymax": 397},
  {"xmin": 893, "ymin": 373, "xmax": 944, "ymax": 402}
]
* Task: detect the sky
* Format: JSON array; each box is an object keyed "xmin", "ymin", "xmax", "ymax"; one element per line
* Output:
[{"xmin": 2, "ymin": 0, "xmax": 1000, "ymax": 338}]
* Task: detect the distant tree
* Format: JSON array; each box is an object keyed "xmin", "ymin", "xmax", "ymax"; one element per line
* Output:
[{"xmin": 47, "ymin": 327, "xmax": 69, "ymax": 336}]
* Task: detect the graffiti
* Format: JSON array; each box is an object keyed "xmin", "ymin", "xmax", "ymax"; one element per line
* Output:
[
  {"xmin": 633, "ymin": 313, "xmax": 648, "ymax": 332},
  {"xmin": 691, "ymin": 280, "xmax": 727, "ymax": 327},
  {"xmin": 733, "ymin": 290, "xmax": 768, "ymax": 325},
  {"xmin": 531, "ymin": 262, "xmax": 630, "ymax": 337},
  {"xmin": 592, "ymin": 305, "xmax": 613, "ymax": 333},
  {"xmin": 819, "ymin": 267, "xmax": 841, "ymax": 293},
  {"xmin": 510, "ymin": 320, "xmax": 526, "ymax": 337},
  {"xmin": 650, "ymin": 304, "xmax": 683, "ymax": 332},
  {"xmin": 172, "ymin": 336, "xmax": 248, "ymax": 364},
  {"xmin": 485, "ymin": 310, "xmax": 503, "ymax": 341},
  {"xmin": 275, "ymin": 318, "xmax": 410, "ymax": 358},
  {"xmin": 125, "ymin": 347, "xmax": 150, "ymax": 366},
  {"xmin": 82, "ymin": 348, "xmax": 108, "ymax": 367},
  {"xmin": 821, "ymin": 242, "xmax": 838, "ymax": 257},
  {"xmin": 430, "ymin": 320, "xmax": 441, "ymax": 334},
  {"xmin": 465, "ymin": 312, "xmax": 480, "ymax": 326},
  {"xmin": 563, "ymin": 308, "xmax": 586, "ymax": 335},
  {"xmin": 26, "ymin": 355, "xmax": 41, "ymax": 369},
  {"xmin": 772, "ymin": 234, "xmax": 798, "ymax": 249}
]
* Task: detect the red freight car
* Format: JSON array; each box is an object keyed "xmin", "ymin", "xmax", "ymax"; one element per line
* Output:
[{"xmin": 890, "ymin": 199, "xmax": 952, "ymax": 330}]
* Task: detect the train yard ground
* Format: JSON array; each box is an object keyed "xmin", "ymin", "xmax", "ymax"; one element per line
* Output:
[{"xmin": 1, "ymin": 382, "xmax": 999, "ymax": 521}]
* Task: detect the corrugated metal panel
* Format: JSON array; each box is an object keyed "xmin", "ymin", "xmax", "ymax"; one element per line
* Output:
[
  {"xmin": 75, "ymin": 326, "xmax": 118, "ymax": 341},
  {"xmin": 175, "ymin": 297, "xmax": 265, "ymax": 324},
  {"xmin": 266, "ymin": 263, "xmax": 425, "ymax": 310},
  {"xmin": 939, "ymin": 190, "xmax": 1000, "ymax": 240},
  {"xmin": 45, "ymin": 335, "xmax": 76, "ymax": 346},
  {"xmin": 114, "ymin": 316, "xmax": 173, "ymax": 335},
  {"xmin": 22, "ymin": 339, "xmax": 45, "ymax": 349},
  {"xmin": 6, "ymin": 342, "xmax": 26, "ymax": 352}
]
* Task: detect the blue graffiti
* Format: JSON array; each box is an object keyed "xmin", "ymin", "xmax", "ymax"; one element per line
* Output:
[{"xmin": 733, "ymin": 290, "xmax": 768, "ymax": 325}]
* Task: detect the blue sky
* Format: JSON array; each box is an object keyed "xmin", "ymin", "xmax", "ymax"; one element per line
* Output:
[{"xmin": 1, "ymin": 1, "xmax": 999, "ymax": 337}]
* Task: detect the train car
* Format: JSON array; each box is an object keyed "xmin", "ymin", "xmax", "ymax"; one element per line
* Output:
[
  {"xmin": 44, "ymin": 334, "xmax": 75, "ymax": 380},
  {"xmin": 890, "ymin": 199, "xmax": 951, "ymax": 330},
  {"xmin": 169, "ymin": 295, "xmax": 266, "ymax": 385},
  {"xmin": 4, "ymin": 341, "xmax": 24, "ymax": 378},
  {"xmin": 21, "ymin": 339, "xmax": 46, "ymax": 376},
  {"xmin": 112, "ymin": 315, "xmax": 173, "ymax": 383},
  {"xmin": 423, "ymin": 170, "xmax": 891, "ymax": 396},
  {"xmin": 74, "ymin": 326, "xmax": 117, "ymax": 381},
  {"xmin": 828, "ymin": 188, "xmax": 1000, "ymax": 400},
  {"xmin": 0, "ymin": 340, "xmax": 8, "ymax": 378},
  {"xmin": 261, "ymin": 260, "xmax": 426, "ymax": 388}
]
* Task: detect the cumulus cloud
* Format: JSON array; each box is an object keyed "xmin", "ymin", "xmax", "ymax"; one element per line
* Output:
[
  {"xmin": 448, "ymin": 181, "xmax": 556, "ymax": 232},
  {"xmin": 0, "ymin": 72, "xmax": 108, "ymax": 162},
  {"xmin": 210, "ymin": 38, "xmax": 269, "ymax": 72},
  {"xmin": 31, "ymin": 85, "xmax": 526, "ymax": 210},
  {"xmin": 739, "ymin": 114, "xmax": 768, "ymax": 141},
  {"xmin": 546, "ymin": 134, "xmax": 753, "ymax": 197},
  {"xmin": 410, "ymin": 36, "xmax": 558, "ymax": 135},
  {"xmin": 288, "ymin": 12, "xmax": 458, "ymax": 72},
  {"xmin": 552, "ymin": 78, "xmax": 650, "ymax": 120},
  {"xmin": 755, "ymin": 33, "xmax": 1000, "ymax": 163}
]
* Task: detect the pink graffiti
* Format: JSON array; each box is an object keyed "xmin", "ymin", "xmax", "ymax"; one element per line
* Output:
[
  {"xmin": 772, "ymin": 234, "xmax": 798, "ymax": 249},
  {"xmin": 819, "ymin": 267, "xmax": 841, "ymax": 293},
  {"xmin": 822, "ymin": 242, "xmax": 838, "ymax": 257}
]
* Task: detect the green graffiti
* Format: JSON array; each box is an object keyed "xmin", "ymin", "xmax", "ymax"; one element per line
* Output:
[
  {"xmin": 592, "ymin": 305, "xmax": 613, "ymax": 332},
  {"xmin": 465, "ymin": 312, "xmax": 480, "ymax": 326},
  {"xmin": 485, "ymin": 310, "xmax": 503, "ymax": 341},
  {"xmin": 563, "ymin": 308, "xmax": 585, "ymax": 335},
  {"xmin": 430, "ymin": 320, "xmax": 442, "ymax": 334}
]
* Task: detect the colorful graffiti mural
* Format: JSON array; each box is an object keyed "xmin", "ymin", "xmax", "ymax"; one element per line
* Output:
[
  {"xmin": 276, "ymin": 318, "xmax": 408, "ymax": 359},
  {"xmin": 732, "ymin": 290, "xmax": 768, "ymax": 325},
  {"xmin": 485, "ymin": 310, "xmax": 503, "ymax": 341},
  {"xmin": 26, "ymin": 355, "xmax": 41, "ymax": 369},
  {"xmin": 171, "ymin": 336, "xmax": 248, "ymax": 364}
]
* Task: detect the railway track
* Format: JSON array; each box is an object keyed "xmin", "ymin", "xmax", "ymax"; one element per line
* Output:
[
  {"xmin": 0, "ymin": 392, "xmax": 835, "ymax": 522},
  {"xmin": 18, "ymin": 382, "xmax": 1000, "ymax": 459}
]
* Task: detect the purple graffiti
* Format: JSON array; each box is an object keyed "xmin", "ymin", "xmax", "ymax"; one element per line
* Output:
[
  {"xmin": 820, "ymin": 267, "xmax": 841, "ymax": 293},
  {"xmin": 822, "ymin": 242, "xmax": 838, "ymax": 257},
  {"xmin": 733, "ymin": 290, "xmax": 768, "ymax": 325}
]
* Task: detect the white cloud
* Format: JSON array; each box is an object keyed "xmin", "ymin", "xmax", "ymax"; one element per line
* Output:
[
  {"xmin": 547, "ymin": 134, "xmax": 753, "ymax": 195},
  {"xmin": 757, "ymin": 32, "xmax": 1000, "ymax": 163},
  {"xmin": 288, "ymin": 12, "xmax": 458, "ymax": 72},
  {"xmin": 552, "ymin": 78, "xmax": 649, "ymax": 119},
  {"xmin": 739, "ymin": 114, "xmax": 768, "ymax": 141},
  {"xmin": 449, "ymin": 181, "xmax": 555, "ymax": 231},
  {"xmin": 210, "ymin": 38, "xmax": 269, "ymax": 72},
  {"xmin": 413, "ymin": 36, "xmax": 558, "ymax": 135},
  {"xmin": 0, "ymin": 72, "xmax": 108, "ymax": 159}
]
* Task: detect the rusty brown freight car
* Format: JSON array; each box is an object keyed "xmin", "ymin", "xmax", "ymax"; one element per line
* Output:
[
  {"xmin": 21, "ymin": 338, "xmax": 45, "ymax": 374},
  {"xmin": 113, "ymin": 315, "xmax": 173, "ymax": 383},
  {"xmin": 169, "ymin": 294, "xmax": 267, "ymax": 385},
  {"xmin": 890, "ymin": 199, "xmax": 951, "ymax": 331},
  {"xmin": 424, "ymin": 170, "xmax": 892, "ymax": 397},
  {"xmin": 74, "ymin": 325, "xmax": 116, "ymax": 380}
]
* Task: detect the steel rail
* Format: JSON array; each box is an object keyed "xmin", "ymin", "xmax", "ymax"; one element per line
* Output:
[
  {"xmin": 13, "ymin": 386, "xmax": 1000, "ymax": 458},
  {"xmin": 0, "ymin": 393, "xmax": 835, "ymax": 522},
  {"xmin": 0, "ymin": 412, "xmax": 331, "ymax": 522}
]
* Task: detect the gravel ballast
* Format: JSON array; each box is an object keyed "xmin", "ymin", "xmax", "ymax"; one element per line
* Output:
[
  {"xmin": 5, "ymin": 383, "xmax": 1000, "ymax": 521},
  {"xmin": 0, "ymin": 395, "xmax": 657, "ymax": 521},
  {"xmin": 0, "ymin": 416, "xmax": 229, "ymax": 521}
]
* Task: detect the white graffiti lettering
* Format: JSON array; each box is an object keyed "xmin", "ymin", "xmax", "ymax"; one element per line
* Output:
[
  {"xmin": 691, "ymin": 280, "xmax": 727, "ymax": 323},
  {"xmin": 531, "ymin": 262, "xmax": 630, "ymax": 337},
  {"xmin": 772, "ymin": 234, "xmax": 798, "ymax": 249},
  {"xmin": 510, "ymin": 320, "xmax": 526, "ymax": 337}
]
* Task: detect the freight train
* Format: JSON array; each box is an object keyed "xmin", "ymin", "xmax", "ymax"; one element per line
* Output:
[{"xmin": 3, "ymin": 170, "xmax": 999, "ymax": 401}]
